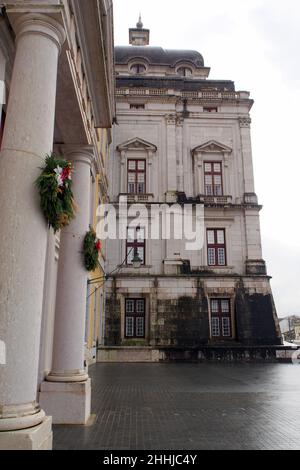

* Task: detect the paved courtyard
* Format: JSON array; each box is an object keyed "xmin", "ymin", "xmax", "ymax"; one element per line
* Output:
[{"xmin": 53, "ymin": 363, "xmax": 300, "ymax": 450}]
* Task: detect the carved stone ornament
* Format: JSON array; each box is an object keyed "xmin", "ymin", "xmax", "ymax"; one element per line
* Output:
[{"xmin": 239, "ymin": 117, "xmax": 252, "ymax": 128}]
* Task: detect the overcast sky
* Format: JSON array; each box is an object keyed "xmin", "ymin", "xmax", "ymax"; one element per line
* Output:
[{"xmin": 113, "ymin": 0, "xmax": 300, "ymax": 317}]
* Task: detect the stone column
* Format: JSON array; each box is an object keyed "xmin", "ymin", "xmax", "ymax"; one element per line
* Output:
[
  {"xmin": 176, "ymin": 117, "xmax": 184, "ymax": 193},
  {"xmin": 165, "ymin": 114, "xmax": 177, "ymax": 202},
  {"xmin": 239, "ymin": 117, "xmax": 256, "ymax": 197},
  {"xmin": 120, "ymin": 150, "xmax": 126, "ymax": 194},
  {"xmin": 0, "ymin": 13, "xmax": 65, "ymax": 450},
  {"xmin": 239, "ymin": 118, "xmax": 265, "ymax": 273},
  {"xmin": 40, "ymin": 146, "xmax": 94, "ymax": 425},
  {"xmin": 147, "ymin": 150, "xmax": 153, "ymax": 195},
  {"xmin": 194, "ymin": 153, "xmax": 203, "ymax": 196}
]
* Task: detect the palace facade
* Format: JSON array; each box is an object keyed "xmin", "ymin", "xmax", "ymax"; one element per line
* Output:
[{"xmin": 102, "ymin": 19, "xmax": 281, "ymax": 361}]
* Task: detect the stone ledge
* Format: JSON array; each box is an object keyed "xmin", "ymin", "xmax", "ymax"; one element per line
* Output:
[
  {"xmin": 98, "ymin": 347, "xmax": 161, "ymax": 363},
  {"xmin": 97, "ymin": 345, "xmax": 299, "ymax": 364}
]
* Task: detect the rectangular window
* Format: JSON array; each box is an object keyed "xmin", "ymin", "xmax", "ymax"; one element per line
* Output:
[
  {"xmin": 210, "ymin": 299, "xmax": 232, "ymax": 339},
  {"xmin": 125, "ymin": 299, "xmax": 146, "ymax": 338},
  {"xmin": 204, "ymin": 162, "xmax": 223, "ymax": 196},
  {"xmin": 203, "ymin": 107, "xmax": 218, "ymax": 113},
  {"xmin": 130, "ymin": 104, "xmax": 145, "ymax": 110},
  {"xmin": 126, "ymin": 227, "xmax": 145, "ymax": 265},
  {"xmin": 207, "ymin": 229, "xmax": 227, "ymax": 266},
  {"xmin": 127, "ymin": 159, "xmax": 146, "ymax": 194}
]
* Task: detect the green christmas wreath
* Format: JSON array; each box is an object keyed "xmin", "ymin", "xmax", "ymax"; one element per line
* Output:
[
  {"xmin": 36, "ymin": 154, "xmax": 76, "ymax": 233},
  {"xmin": 83, "ymin": 227, "xmax": 102, "ymax": 271}
]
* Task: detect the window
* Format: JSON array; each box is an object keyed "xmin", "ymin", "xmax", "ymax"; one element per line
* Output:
[
  {"xmin": 204, "ymin": 162, "xmax": 223, "ymax": 196},
  {"xmin": 125, "ymin": 298, "xmax": 146, "ymax": 338},
  {"xmin": 177, "ymin": 67, "xmax": 193, "ymax": 77},
  {"xmin": 203, "ymin": 107, "xmax": 218, "ymax": 113},
  {"xmin": 210, "ymin": 299, "xmax": 232, "ymax": 339},
  {"xmin": 130, "ymin": 104, "xmax": 145, "ymax": 110},
  {"xmin": 126, "ymin": 226, "xmax": 145, "ymax": 265},
  {"xmin": 127, "ymin": 159, "xmax": 146, "ymax": 194},
  {"xmin": 207, "ymin": 229, "xmax": 226, "ymax": 266},
  {"xmin": 130, "ymin": 63, "xmax": 146, "ymax": 74}
]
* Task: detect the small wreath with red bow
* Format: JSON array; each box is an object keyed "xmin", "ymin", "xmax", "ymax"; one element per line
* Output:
[{"xmin": 83, "ymin": 227, "xmax": 102, "ymax": 272}]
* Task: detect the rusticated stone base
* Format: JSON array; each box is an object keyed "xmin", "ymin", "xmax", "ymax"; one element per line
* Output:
[{"xmin": 105, "ymin": 276, "xmax": 282, "ymax": 348}]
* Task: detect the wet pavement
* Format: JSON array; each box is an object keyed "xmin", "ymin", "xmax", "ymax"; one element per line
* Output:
[{"xmin": 53, "ymin": 363, "xmax": 300, "ymax": 450}]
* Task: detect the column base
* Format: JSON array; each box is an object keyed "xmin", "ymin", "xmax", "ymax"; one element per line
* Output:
[
  {"xmin": 46, "ymin": 370, "xmax": 88, "ymax": 383},
  {"xmin": 39, "ymin": 379, "xmax": 91, "ymax": 424},
  {"xmin": 0, "ymin": 416, "xmax": 52, "ymax": 450}
]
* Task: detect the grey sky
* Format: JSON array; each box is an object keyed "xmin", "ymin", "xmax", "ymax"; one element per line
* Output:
[{"xmin": 113, "ymin": 0, "xmax": 300, "ymax": 317}]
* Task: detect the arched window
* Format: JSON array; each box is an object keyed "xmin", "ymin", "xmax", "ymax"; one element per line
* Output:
[
  {"xmin": 130, "ymin": 63, "xmax": 146, "ymax": 74},
  {"xmin": 177, "ymin": 67, "xmax": 193, "ymax": 77}
]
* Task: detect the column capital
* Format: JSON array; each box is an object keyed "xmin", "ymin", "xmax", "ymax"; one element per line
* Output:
[
  {"xmin": 13, "ymin": 13, "xmax": 66, "ymax": 52},
  {"xmin": 239, "ymin": 117, "xmax": 252, "ymax": 128},
  {"xmin": 60, "ymin": 145, "xmax": 95, "ymax": 167}
]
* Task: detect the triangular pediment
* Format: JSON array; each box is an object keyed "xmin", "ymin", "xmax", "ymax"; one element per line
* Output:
[
  {"xmin": 192, "ymin": 140, "xmax": 232, "ymax": 155},
  {"xmin": 117, "ymin": 137, "xmax": 157, "ymax": 152}
]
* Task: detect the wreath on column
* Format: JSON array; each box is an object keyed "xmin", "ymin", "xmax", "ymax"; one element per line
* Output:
[
  {"xmin": 36, "ymin": 154, "xmax": 76, "ymax": 233},
  {"xmin": 83, "ymin": 227, "xmax": 102, "ymax": 271}
]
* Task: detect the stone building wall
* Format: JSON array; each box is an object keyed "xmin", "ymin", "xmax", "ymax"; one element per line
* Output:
[{"xmin": 105, "ymin": 276, "xmax": 281, "ymax": 347}]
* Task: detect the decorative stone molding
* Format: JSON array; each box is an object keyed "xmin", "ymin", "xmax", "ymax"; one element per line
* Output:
[
  {"xmin": 176, "ymin": 114, "xmax": 184, "ymax": 126},
  {"xmin": 117, "ymin": 137, "xmax": 157, "ymax": 153},
  {"xmin": 239, "ymin": 117, "xmax": 252, "ymax": 128},
  {"xmin": 117, "ymin": 138, "xmax": 157, "ymax": 194},
  {"xmin": 192, "ymin": 140, "xmax": 232, "ymax": 156},
  {"xmin": 192, "ymin": 140, "xmax": 233, "ymax": 195},
  {"xmin": 165, "ymin": 114, "xmax": 177, "ymax": 125}
]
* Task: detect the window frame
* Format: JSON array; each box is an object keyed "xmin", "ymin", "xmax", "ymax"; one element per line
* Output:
[
  {"xmin": 207, "ymin": 228, "xmax": 227, "ymax": 267},
  {"xmin": 130, "ymin": 104, "xmax": 145, "ymax": 110},
  {"xmin": 125, "ymin": 298, "xmax": 146, "ymax": 339},
  {"xmin": 127, "ymin": 159, "xmax": 146, "ymax": 195},
  {"xmin": 204, "ymin": 161, "xmax": 223, "ymax": 196},
  {"xmin": 210, "ymin": 298, "xmax": 232, "ymax": 340},
  {"xmin": 130, "ymin": 63, "xmax": 147, "ymax": 75},
  {"xmin": 177, "ymin": 66, "xmax": 193, "ymax": 77}
]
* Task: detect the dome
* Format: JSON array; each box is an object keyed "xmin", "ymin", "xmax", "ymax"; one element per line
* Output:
[{"xmin": 115, "ymin": 46, "xmax": 205, "ymax": 68}]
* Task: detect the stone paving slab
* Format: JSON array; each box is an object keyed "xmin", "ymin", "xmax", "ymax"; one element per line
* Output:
[{"xmin": 53, "ymin": 363, "xmax": 300, "ymax": 450}]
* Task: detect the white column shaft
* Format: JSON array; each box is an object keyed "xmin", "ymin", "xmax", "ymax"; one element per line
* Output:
[
  {"xmin": 0, "ymin": 13, "xmax": 65, "ymax": 431},
  {"xmin": 49, "ymin": 147, "xmax": 93, "ymax": 381}
]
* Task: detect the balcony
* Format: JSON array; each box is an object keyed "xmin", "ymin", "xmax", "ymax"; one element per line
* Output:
[
  {"xmin": 116, "ymin": 89, "xmax": 250, "ymax": 102},
  {"xmin": 199, "ymin": 195, "xmax": 233, "ymax": 206},
  {"xmin": 244, "ymin": 193, "xmax": 258, "ymax": 205},
  {"xmin": 119, "ymin": 193, "xmax": 154, "ymax": 203}
]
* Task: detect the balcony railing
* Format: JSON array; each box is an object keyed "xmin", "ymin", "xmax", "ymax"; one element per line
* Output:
[
  {"xmin": 119, "ymin": 193, "xmax": 154, "ymax": 203},
  {"xmin": 116, "ymin": 89, "xmax": 249, "ymax": 101},
  {"xmin": 199, "ymin": 195, "xmax": 233, "ymax": 205}
]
